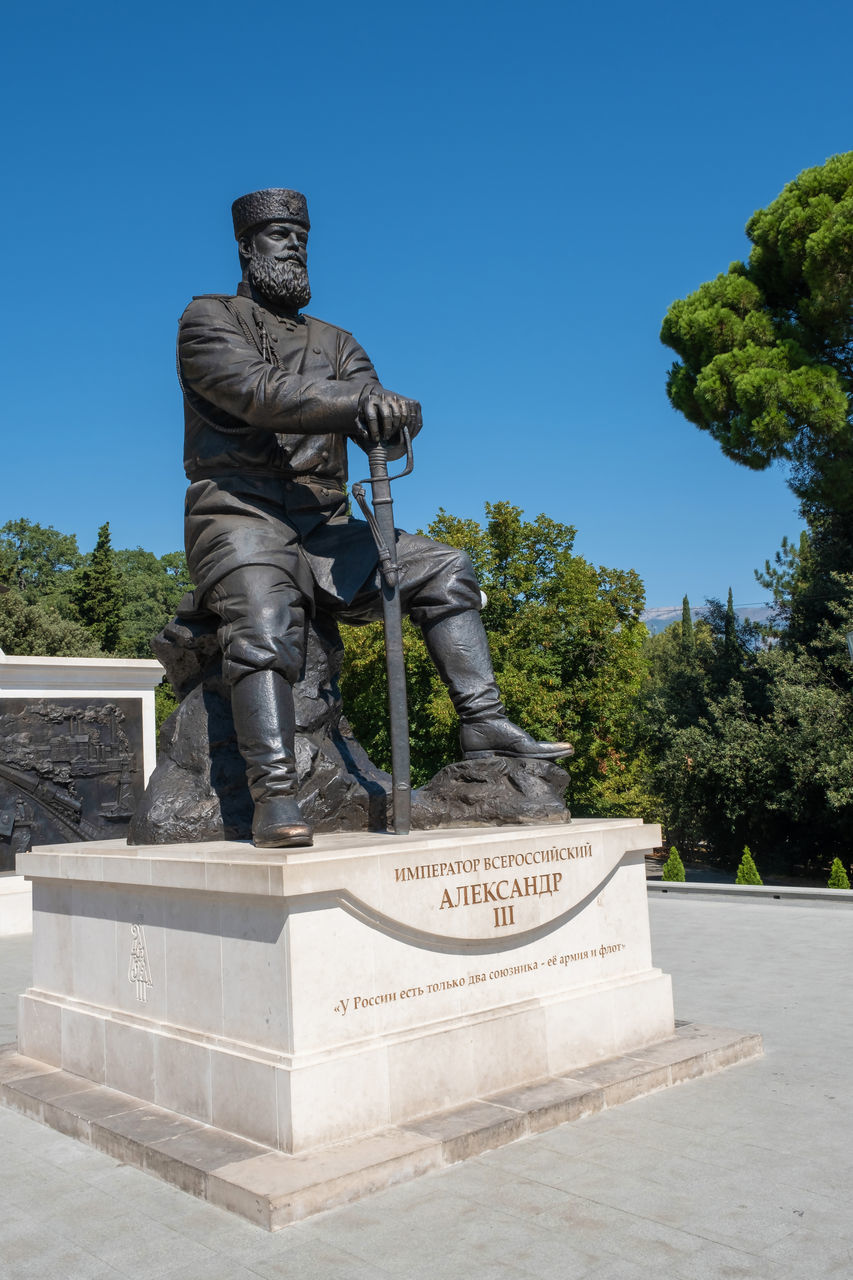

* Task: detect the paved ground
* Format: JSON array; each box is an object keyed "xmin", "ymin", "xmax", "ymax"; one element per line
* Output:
[{"xmin": 1, "ymin": 895, "xmax": 851, "ymax": 1280}]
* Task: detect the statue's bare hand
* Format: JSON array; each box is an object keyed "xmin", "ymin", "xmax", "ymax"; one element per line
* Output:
[{"xmin": 357, "ymin": 388, "xmax": 422, "ymax": 443}]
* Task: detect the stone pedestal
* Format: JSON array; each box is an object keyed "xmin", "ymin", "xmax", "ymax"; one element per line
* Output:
[{"xmin": 17, "ymin": 820, "xmax": 673, "ymax": 1154}]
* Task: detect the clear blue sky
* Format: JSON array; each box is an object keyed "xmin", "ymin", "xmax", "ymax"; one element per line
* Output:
[{"xmin": 2, "ymin": 0, "xmax": 849, "ymax": 608}]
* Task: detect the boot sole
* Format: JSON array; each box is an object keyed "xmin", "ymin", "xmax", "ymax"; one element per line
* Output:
[{"xmin": 253, "ymin": 830, "xmax": 314, "ymax": 849}]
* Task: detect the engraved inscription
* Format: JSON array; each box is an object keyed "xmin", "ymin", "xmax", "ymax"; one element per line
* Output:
[
  {"xmin": 128, "ymin": 920, "xmax": 153, "ymax": 1003},
  {"xmin": 389, "ymin": 841, "xmax": 596, "ymax": 934},
  {"xmin": 332, "ymin": 939, "xmax": 627, "ymax": 1015},
  {"xmin": 393, "ymin": 842, "xmax": 594, "ymax": 885},
  {"xmin": 439, "ymin": 872, "xmax": 563, "ymax": 910}
]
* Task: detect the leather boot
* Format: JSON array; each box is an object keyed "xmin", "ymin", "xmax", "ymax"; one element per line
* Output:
[
  {"xmin": 229, "ymin": 670, "xmax": 313, "ymax": 848},
  {"xmin": 421, "ymin": 612, "xmax": 573, "ymax": 761}
]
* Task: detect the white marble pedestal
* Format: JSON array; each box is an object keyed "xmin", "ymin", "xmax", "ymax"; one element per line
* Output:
[{"xmin": 17, "ymin": 820, "xmax": 674, "ymax": 1154}]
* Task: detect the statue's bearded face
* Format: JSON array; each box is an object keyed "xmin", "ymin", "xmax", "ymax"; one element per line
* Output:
[{"xmin": 245, "ymin": 220, "xmax": 311, "ymax": 310}]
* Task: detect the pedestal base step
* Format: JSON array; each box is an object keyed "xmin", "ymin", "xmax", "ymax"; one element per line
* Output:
[{"xmin": 0, "ymin": 1022, "xmax": 761, "ymax": 1231}]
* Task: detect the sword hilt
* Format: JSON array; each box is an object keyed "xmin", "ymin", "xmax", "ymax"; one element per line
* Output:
[
  {"xmin": 351, "ymin": 428, "xmax": 413, "ymax": 587},
  {"xmin": 352, "ymin": 426, "xmax": 414, "ymax": 495}
]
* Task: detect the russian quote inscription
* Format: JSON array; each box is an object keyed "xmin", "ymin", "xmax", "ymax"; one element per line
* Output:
[{"xmin": 332, "ymin": 939, "xmax": 628, "ymax": 1017}]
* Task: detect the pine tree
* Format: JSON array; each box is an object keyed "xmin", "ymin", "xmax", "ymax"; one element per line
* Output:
[
  {"xmin": 827, "ymin": 858, "xmax": 851, "ymax": 889},
  {"xmin": 73, "ymin": 522, "xmax": 124, "ymax": 652},
  {"xmin": 735, "ymin": 846, "xmax": 763, "ymax": 885},
  {"xmin": 661, "ymin": 154, "xmax": 853, "ymax": 640},
  {"xmin": 661, "ymin": 846, "xmax": 686, "ymax": 881}
]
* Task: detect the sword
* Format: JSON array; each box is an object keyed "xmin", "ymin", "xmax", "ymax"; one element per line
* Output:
[{"xmin": 351, "ymin": 427, "xmax": 414, "ymax": 835}]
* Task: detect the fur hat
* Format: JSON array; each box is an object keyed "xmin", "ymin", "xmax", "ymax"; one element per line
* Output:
[{"xmin": 231, "ymin": 189, "xmax": 310, "ymax": 240}]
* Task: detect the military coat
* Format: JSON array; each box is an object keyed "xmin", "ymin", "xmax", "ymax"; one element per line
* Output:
[{"xmin": 178, "ymin": 283, "xmax": 412, "ymax": 609}]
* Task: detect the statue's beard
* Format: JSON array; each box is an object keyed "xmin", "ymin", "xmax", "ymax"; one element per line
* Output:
[{"xmin": 247, "ymin": 250, "xmax": 311, "ymax": 310}]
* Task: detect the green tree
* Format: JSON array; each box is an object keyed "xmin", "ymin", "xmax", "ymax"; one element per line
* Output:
[
  {"xmin": 661, "ymin": 847, "xmax": 685, "ymax": 881},
  {"xmin": 724, "ymin": 588, "xmax": 738, "ymax": 669},
  {"xmin": 755, "ymin": 532, "xmax": 812, "ymax": 638},
  {"xmin": 72, "ymin": 522, "xmax": 124, "ymax": 652},
  {"xmin": 0, "ymin": 517, "xmax": 82, "ymax": 609},
  {"xmin": 827, "ymin": 857, "xmax": 851, "ymax": 889},
  {"xmin": 680, "ymin": 595, "xmax": 694, "ymax": 656},
  {"xmin": 646, "ymin": 604, "xmax": 853, "ymax": 877},
  {"xmin": 638, "ymin": 586, "xmax": 839, "ymax": 869},
  {"xmin": 114, "ymin": 548, "xmax": 192, "ymax": 658},
  {"xmin": 661, "ymin": 152, "xmax": 853, "ymax": 638},
  {"xmin": 642, "ymin": 608, "xmax": 713, "ymax": 740},
  {"xmin": 0, "ymin": 519, "xmax": 193, "ymax": 723},
  {"xmin": 0, "ymin": 585, "xmax": 102, "ymax": 657},
  {"xmin": 340, "ymin": 501, "xmax": 652, "ymax": 815},
  {"xmin": 735, "ymin": 847, "xmax": 763, "ymax": 885}
]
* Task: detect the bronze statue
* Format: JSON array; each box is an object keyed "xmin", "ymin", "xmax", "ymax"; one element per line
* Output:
[{"xmin": 177, "ymin": 188, "xmax": 571, "ymax": 849}]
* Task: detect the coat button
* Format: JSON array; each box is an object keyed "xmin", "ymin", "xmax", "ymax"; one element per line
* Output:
[{"xmin": 312, "ymin": 346, "xmax": 321, "ymax": 354}]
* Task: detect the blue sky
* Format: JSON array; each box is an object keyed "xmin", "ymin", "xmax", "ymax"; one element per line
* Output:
[{"xmin": 2, "ymin": 0, "xmax": 850, "ymax": 608}]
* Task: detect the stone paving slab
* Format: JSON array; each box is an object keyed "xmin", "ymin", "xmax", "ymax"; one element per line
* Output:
[
  {"xmin": 0, "ymin": 1020, "xmax": 761, "ymax": 1231},
  {"xmin": 5, "ymin": 900, "xmax": 851, "ymax": 1278}
]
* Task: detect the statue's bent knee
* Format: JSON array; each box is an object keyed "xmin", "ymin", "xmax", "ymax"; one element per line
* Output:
[
  {"xmin": 208, "ymin": 576, "xmax": 307, "ymax": 686},
  {"xmin": 220, "ymin": 631, "xmax": 304, "ymax": 686}
]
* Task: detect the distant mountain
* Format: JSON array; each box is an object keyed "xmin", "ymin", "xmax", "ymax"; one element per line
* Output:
[{"xmin": 641, "ymin": 604, "xmax": 774, "ymax": 636}]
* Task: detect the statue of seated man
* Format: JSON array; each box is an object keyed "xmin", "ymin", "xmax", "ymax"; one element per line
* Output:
[{"xmin": 178, "ymin": 188, "xmax": 571, "ymax": 849}]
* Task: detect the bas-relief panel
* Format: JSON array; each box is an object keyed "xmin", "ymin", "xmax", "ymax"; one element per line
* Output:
[{"xmin": 0, "ymin": 697, "xmax": 144, "ymax": 869}]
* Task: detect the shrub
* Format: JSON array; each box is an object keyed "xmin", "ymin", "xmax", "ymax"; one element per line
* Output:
[
  {"xmin": 662, "ymin": 847, "xmax": 686, "ymax": 882},
  {"xmin": 735, "ymin": 847, "xmax": 763, "ymax": 885},
  {"xmin": 827, "ymin": 858, "xmax": 851, "ymax": 890}
]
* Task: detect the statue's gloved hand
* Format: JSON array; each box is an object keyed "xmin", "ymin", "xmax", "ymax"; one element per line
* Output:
[{"xmin": 356, "ymin": 387, "xmax": 422, "ymax": 444}]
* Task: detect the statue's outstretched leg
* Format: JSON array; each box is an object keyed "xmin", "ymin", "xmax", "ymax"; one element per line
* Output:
[
  {"xmin": 422, "ymin": 611, "xmax": 573, "ymax": 761},
  {"xmin": 366, "ymin": 533, "xmax": 573, "ymax": 764}
]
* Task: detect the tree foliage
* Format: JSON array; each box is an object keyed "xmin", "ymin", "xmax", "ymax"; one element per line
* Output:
[
  {"xmin": 661, "ymin": 847, "xmax": 685, "ymax": 882},
  {"xmin": 662, "ymin": 152, "xmax": 853, "ymax": 638},
  {"xmin": 0, "ymin": 516, "xmax": 189, "ymax": 663},
  {"xmin": 639, "ymin": 382, "xmax": 851, "ymax": 877},
  {"xmin": 680, "ymin": 595, "xmax": 694, "ymax": 655},
  {"xmin": 735, "ymin": 847, "xmax": 763, "ymax": 886},
  {"xmin": 0, "ymin": 585, "xmax": 102, "ymax": 657},
  {"xmin": 71, "ymin": 522, "xmax": 124, "ymax": 652},
  {"xmin": 643, "ymin": 580, "xmax": 853, "ymax": 875},
  {"xmin": 754, "ymin": 531, "xmax": 811, "ymax": 638},
  {"xmin": 661, "ymin": 152, "xmax": 853, "ymax": 491},
  {"xmin": 0, "ymin": 518, "xmax": 82, "ymax": 609},
  {"xmin": 827, "ymin": 857, "xmax": 850, "ymax": 889},
  {"xmin": 341, "ymin": 501, "xmax": 651, "ymax": 814},
  {"xmin": 113, "ymin": 548, "xmax": 192, "ymax": 658}
]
